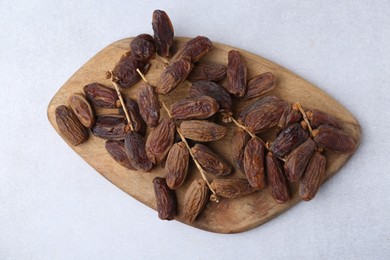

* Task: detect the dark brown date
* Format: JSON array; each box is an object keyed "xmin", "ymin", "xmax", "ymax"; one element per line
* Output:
[
  {"xmin": 226, "ymin": 50, "xmax": 247, "ymax": 97},
  {"xmin": 156, "ymin": 58, "xmax": 192, "ymax": 95},
  {"xmin": 172, "ymin": 36, "xmax": 213, "ymax": 63},
  {"xmin": 83, "ymin": 83, "xmax": 119, "ymax": 108},
  {"xmin": 189, "ymin": 80, "xmax": 232, "ymax": 113},
  {"xmin": 105, "ymin": 140, "xmax": 136, "ymax": 170},
  {"xmin": 231, "ymin": 128, "xmax": 250, "ymax": 174},
  {"xmin": 153, "ymin": 177, "xmax": 177, "ymax": 220},
  {"xmin": 188, "ymin": 63, "xmax": 227, "ymax": 82},
  {"xmin": 312, "ymin": 125, "xmax": 355, "ymax": 153},
  {"xmin": 210, "ymin": 178, "xmax": 256, "ymax": 199},
  {"xmin": 91, "ymin": 115, "xmax": 130, "ymax": 140},
  {"xmin": 55, "ymin": 105, "xmax": 88, "ymax": 146},
  {"xmin": 152, "ymin": 10, "xmax": 174, "ymax": 58},
  {"xmin": 119, "ymin": 97, "xmax": 146, "ymax": 135},
  {"xmin": 145, "ymin": 119, "xmax": 176, "ymax": 165},
  {"xmin": 124, "ymin": 131, "xmax": 153, "ymax": 171},
  {"xmin": 191, "ymin": 144, "xmax": 233, "ymax": 176},
  {"xmin": 299, "ymin": 152, "xmax": 326, "ymax": 201},
  {"xmin": 270, "ymin": 123, "xmax": 308, "ymax": 158},
  {"xmin": 170, "ymin": 96, "xmax": 219, "ymax": 120},
  {"xmin": 179, "ymin": 120, "xmax": 228, "ymax": 142},
  {"xmin": 112, "ymin": 52, "xmax": 150, "ymax": 89},
  {"xmin": 242, "ymin": 72, "xmax": 276, "ymax": 100},
  {"xmin": 137, "ymin": 83, "xmax": 160, "ymax": 127},
  {"xmin": 68, "ymin": 93, "xmax": 95, "ymax": 128},
  {"xmin": 165, "ymin": 142, "xmax": 189, "ymax": 190},
  {"xmin": 243, "ymin": 137, "xmax": 266, "ymax": 190},
  {"xmin": 130, "ymin": 34, "xmax": 156, "ymax": 62},
  {"xmin": 306, "ymin": 109, "xmax": 342, "ymax": 129},
  {"xmin": 277, "ymin": 104, "xmax": 303, "ymax": 132},
  {"xmin": 284, "ymin": 138, "xmax": 316, "ymax": 183},
  {"xmin": 266, "ymin": 152, "xmax": 290, "ymax": 203}
]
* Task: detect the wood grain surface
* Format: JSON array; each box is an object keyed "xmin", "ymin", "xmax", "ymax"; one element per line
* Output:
[{"xmin": 47, "ymin": 37, "xmax": 361, "ymax": 233}]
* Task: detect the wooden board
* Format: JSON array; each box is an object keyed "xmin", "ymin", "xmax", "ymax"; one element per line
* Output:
[{"xmin": 47, "ymin": 37, "xmax": 361, "ymax": 233}]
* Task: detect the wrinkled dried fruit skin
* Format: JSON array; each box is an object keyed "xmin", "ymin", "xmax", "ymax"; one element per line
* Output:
[
  {"xmin": 105, "ymin": 140, "xmax": 136, "ymax": 170},
  {"xmin": 299, "ymin": 152, "xmax": 326, "ymax": 201},
  {"xmin": 112, "ymin": 53, "xmax": 150, "ymax": 89},
  {"xmin": 210, "ymin": 178, "xmax": 256, "ymax": 198},
  {"xmin": 68, "ymin": 93, "xmax": 95, "ymax": 128},
  {"xmin": 156, "ymin": 58, "xmax": 192, "ymax": 94},
  {"xmin": 119, "ymin": 97, "xmax": 146, "ymax": 135},
  {"xmin": 239, "ymin": 96, "xmax": 289, "ymax": 134},
  {"xmin": 179, "ymin": 120, "xmax": 228, "ymax": 142},
  {"xmin": 191, "ymin": 144, "xmax": 233, "ymax": 176},
  {"xmin": 231, "ymin": 128, "xmax": 250, "ymax": 173},
  {"xmin": 172, "ymin": 36, "xmax": 213, "ymax": 63},
  {"xmin": 266, "ymin": 152, "xmax": 290, "ymax": 203},
  {"xmin": 130, "ymin": 34, "xmax": 156, "ymax": 61},
  {"xmin": 124, "ymin": 131, "xmax": 153, "ymax": 171},
  {"xmin": 189, "ymin": 80, "xmax": 232, "ymax": 113},
  {"xmin": 83, "ymin": 83, "xmax": 119, "ymax": 108},
  {"xmin": 137, "ymin": 83, "xmax": 160, "ymax": 127},
  {"xmin": 170, "ymin": 96, "xmax": 219, "ymax": 120},
  {"xmin": 165, "ymin": 142, "xmax": 189, "ymax": 189},
  {"xmin": 243, "ymin": 137, "xmax": 266, "ymax": 190},
  {"xmin": 145, "ymin": 119, "xmax": 176, "ymax": 164},
  {"xmin": 277, "ymin": 105, "xmax": 303, "ymax": 133},
  {"xmin": 242, "ymin": 72, "xmax": 276, "ymax": 100},
  {"xmin": 284, "ymin": 138, "xmax": 316, "ymax": 182},
  {"xmin": 152, "ymin": 10, "xmax": 174, "ymax": 58},
  {"xmin": 153, "ymin": 177, "xmax": 177, "ymax": 220},
  {"xmin": 271, "ymin": 123, "xmax": 309, "ymax": 158},
  {"xmin": 55, "ymin": 105, "xmax": 88, "ymax": 146},
  {"xmin": 313, "ymin": 125, "xmax": 355, "ymax": 153},
  {"xmin": 226, "ymin": 50, "xmax": 247, "ymax": 97},
  {"xmin": 188, "ymin": 63, "xmax": 227, "ymax": 82},
  {"xmin": 307, "ymin": 109, "xmax": 342, "ymax": 129},
  {"xmin": 91, "ymin": 115, "xmax": 130, "ymax": 140},
  {"xmin": 183, "ymin": 179, "xmax": 209, "ymax": 223}
]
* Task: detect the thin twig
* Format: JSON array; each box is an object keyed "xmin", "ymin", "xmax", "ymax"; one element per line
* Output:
[
  {"xmin": 295, "ymin": 102, "xmax": 313, "ymax": 137},
  {"xmin": 222, "ymin": 113, "xmax": 256, "ymax": 138},
  {"xmin": 136, "ymin": 68, "xmax": 149, "ymax": 83}
]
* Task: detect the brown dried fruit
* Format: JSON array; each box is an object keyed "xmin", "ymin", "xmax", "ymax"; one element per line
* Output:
[
  {"xmin": 172, "ymin": 36, "xmax": 213, "ymax": 63},
  {"xmin": 226, "ymin": 50, "xmax": 247, "ymax": 97},
  {"xmin": 55, "ymin": 105, "xmax": 88, "ymax": 146},
  {"xmin": 243, "ymin": 137, "xmax": 266, "ymax": 190},
  {"xmin": 137, "ymin": 83, "xmax": 160, "ymax": 127},
  {"xmin": 152, "ymin": 10, "xmax": 174, "ymax": 58},
  {"xmin": 210, "ymin": 178, "xmax": 256, "ymax": 199},
  {"xmin": 68, "ymin": 93, "xmax": 95, "ymax": 128},
  {"xmin": 105, "ymin": 140, "xmax": 136, "ymax": 170},
  {"xmin": 306, "ymin": 109, "xmax": 342, "ymax": 129},
  {"xmin": 156, "ymin": 58, "xmax": 192, "ymax": 95},
  {"xmin": 183, "ymin": 179, "xmax": 209, "ymax": 223},
  {"xmin": 312, "ymin": 125, "xmax": 355, "ymax": 153},
  {"xmin": 265, "ymin": 152, "xmax": 290, "ymax": 203},
  {"xmin": 119, "ymin": 97, "xmax": 146, "ymax": 135},
  {"xmin": 91, "ymin": 115, "xmax": 130, "ymax": 140},
  {"xmin": 188, "ymin": 63, "xmax": 227, "ymax": 82},
  {"xmin": 145, "ymin": 119, "xmax": 176, "ymax": 165},
  {"xmin": 242, "ymin": 72, "xmax": 276, "ymax": 100},
  {"xmin": 130, "ymin": 34, "xmax": 156, "ymax": 61},
  {"xmin": 165, "ymin": 142, "xmax": 189, "ymax": 189},
  {"xmin": 239, "ymin": 95, "xmax": 288, "ymax": 134},
  {"xmin": 153, "ymin": 177, "xmax": 177, "ymax": 220},
  {"xmin": 277, "ymin": 104, "xmax": 302, "ymax": 132},
  {"xmin": 299, "ymin": 152, "xmax": 326, "ymax": 201},
  {"xmin": 179, "ymin": 120, "xmax": 228, "ymax": 142},
  {"xmin": 112, "ymin": 52, "xmax": 150, "ymax": 89},
  {"xmin": 191, "ymin": 144, "xmax": 233, "ymax": 176},
  {"xmin": 231, "ymin": 128, "xmax": 251, "ymax": 173},
  {"xmin": 270, "ymin": 123, "xmax": 309, "ymax": 158},
  {"xmin": 189, "ymin": 80, "xmax": 232, "ymax": 113},
  {"xmin": 83, "ymin": 83, "xmax": 119, "ymax": 108},
  {"xmin": 284, "ymin": 138, "xmax": 316, "ymax": 183},
  {"xmin": 170, "ymin": 96, "xmax": 219, "ymax": 120},
  {"xmin": 124, "ymin": 131, "xmax": 153, "ymax": 171}
]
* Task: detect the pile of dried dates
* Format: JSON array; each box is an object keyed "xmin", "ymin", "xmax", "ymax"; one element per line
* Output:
[{"xmin": 55, "ymin": 10, "xmax": 357, "ymax": 223}]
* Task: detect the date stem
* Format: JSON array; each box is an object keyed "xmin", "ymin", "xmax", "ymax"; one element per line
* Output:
[
  {"xmin": 295, "ymin": 102, "xmax": 313, "ymax": 137},
  {"xmin": 223, "ymin": 113, "xmax": 256, "ymax": 138}
]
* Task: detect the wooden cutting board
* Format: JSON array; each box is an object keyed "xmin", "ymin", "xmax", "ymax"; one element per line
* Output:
[{"xmin": 47, "ymin": 37, "xmax": 361, "ymax": 233}]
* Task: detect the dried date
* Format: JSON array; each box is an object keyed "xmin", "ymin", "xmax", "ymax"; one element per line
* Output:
[
  {"xmin": 299, "ymin": 151, "xmax": 326, "ymax": 201},
  {"xmin": 179, "ymin": 120, "xmax": 227, "ymax": 142},
  {"xmin": 130, "ymin": 34, "xmax": 156, "ymax": 62},
  {"xmin": 105, "ymin": 140, "xmax": 136, "ymax": 170},
  {"xmin": 231, "ymin": 128, "xmax": 250, "ymax": 173},
  {"xmin": 153, "ymin": 177, "xmax": 177, "ymax": 220},
  {"xmin": 137, "ymin": 83, "xmax": 160, "ymax": 127},
  {"xmin": 83, "ymin": 83, "xmax": 119, "ymax": 108},
  {"xmin": 165, "ymin": 142, "xmax": 189, "ymax": 189},
  {"xmin": 226, "ymin": 50, "xmax": 247, "ymax": 97},
  {"xmin": 152, "ymin": 10, "xmax": 174, "ymax": 58},
  {"xmin": 210, "ymin": 178, "xmax": 256, "ymax": 199},
  {"xmin": 91, "ymin": 115, "xmax": 130, "ymax": 140},
  {"xmin": 183, "ymin": 179, "xmax": 209, "ymax": 223},
  {"xmin": 170, "ymin": 96, "xmax": 219, "ymax": 120},
  {"xmin": 191, "ymin": 144, "xmax": 233, "ymax": 176},
  {"xmin": 156, "ymin": 58, "xmax": 192, "ymax": 95},
  {"xmin": 306, "ymin": 109, "xmax": 342, "ymax": 129},
  {"xmin": 172, "ymin": 36, "xmax": 213, "ymax": 63},
  {"xmin": 243, "ymin": 137, "xmax": 266, "ymax": 190},
  {"xmin": 270, "ymin": 123, "xmax": 308, "ymax": 158},
  {"xmin": 119, "ymin": 96, "xmax": 146, "ymax": 135},
  {"xmin": 188, "ymin": 63, "xmax": 227, "ymax": 82},
  {"xmin": 68, "ymin": 93, "xmax": 95, "ymax": 128},
  {"xmin": 242, "ymin": 72, "xmax": 276, "ymax": 100},
  {"xmin": 124, "ymin": 131, "xmax": 153, "ymax": 171},
  {"xmin": 55, "ymin": 105, "xmax": 88, "ymax": 146},
  {"xmin": 265, "ymin": 152, "xmax": 290, "ymax": 203},
  {"xmin": 312, "ymin": 125, "xmax": 355, "ymax": 153}
]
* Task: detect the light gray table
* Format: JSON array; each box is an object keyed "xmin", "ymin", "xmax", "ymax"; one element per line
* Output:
[{"xmin": 1, "ymin": 1, "xmax": 389, "ymax": 259}]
